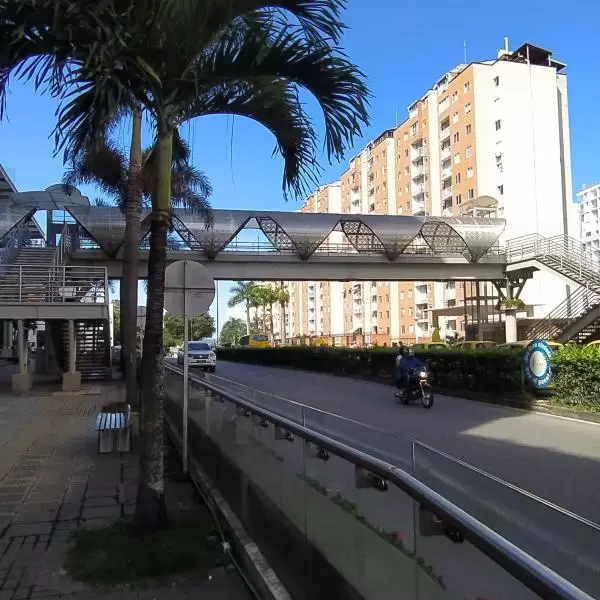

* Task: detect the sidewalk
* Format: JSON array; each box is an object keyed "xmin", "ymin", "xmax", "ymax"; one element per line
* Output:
[{"xmin": 0, "ymin": 381, "xmax": 250, "ymax": 599}]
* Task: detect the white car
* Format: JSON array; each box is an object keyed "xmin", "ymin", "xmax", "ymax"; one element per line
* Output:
[{"xmin": 177, "ymin": 341, "xmax": 217, "ymax": 372}]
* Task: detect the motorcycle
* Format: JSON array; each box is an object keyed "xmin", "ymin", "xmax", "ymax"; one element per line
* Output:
[{"xmin": 395, "ymin": 367, "xmax": 434, "ymax": 409}]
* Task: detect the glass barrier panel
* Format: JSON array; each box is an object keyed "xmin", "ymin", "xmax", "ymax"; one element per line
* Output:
[
  {"xmin": 302, "ymin": 407, "xmax": 418, "ymax": 599},
  {"xmin": 413, "ymin": 442, "xmax": 600, "ymax": 598},
  {"xmin": 414, "ymin": 513, "xmax": 539, "ymax": 600},
  {"xmin": 304, "ymin": 405, "xmax": 414, "ymax": 470}
]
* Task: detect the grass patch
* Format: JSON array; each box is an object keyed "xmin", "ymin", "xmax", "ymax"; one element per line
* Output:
[{"xmin": 65, "ymin": 510, "xmax": 227, "ymax": 586}]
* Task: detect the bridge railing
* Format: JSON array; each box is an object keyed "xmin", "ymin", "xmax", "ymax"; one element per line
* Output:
[
  {"xmin": 162, "ymin": 363, "xmax": 594, "ymax": 600},
  {"xmin": 0, "ymin": 218, "xmax": 32, "ymax": 268},
  {"xmin": 0, "ymin": 265, "xmax": 109, "ymax": 305}
]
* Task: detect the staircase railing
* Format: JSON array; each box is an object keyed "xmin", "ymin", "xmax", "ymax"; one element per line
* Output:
[
  {"xmin": 506, "ymin": 234, "xmax": 600, "ymax": 290},
  {"xmin": 0, "ymin": 218, "xmax": 32, "ymax": 267},
  {"xmin": 0, "ymin": 265, "xmax": 109, "ymax": 304},
  {"xmin": 527, "ymin": 284, "xmax": 600, "ymax": 340},
  {"xmin": 51, "ymin": 223, "xmax": 73, "ymax": 267}
]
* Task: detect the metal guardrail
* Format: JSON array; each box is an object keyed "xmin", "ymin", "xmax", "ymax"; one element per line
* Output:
[
  {"xmin": 506, "ymin": 234, "xmax": 600, "ymax": 288},
  {"xmin": 52, "ymin": 223, "xmax": 73, "ymax": 267},
  {"xmin": 163, "ymin": 362, "xmax": 593, "ymax": 600},
  {"xmin": 527, "ymin": 285, "xmax": 600, "ymax": 340},
  {"xmin": 0, "ymin": 265, "xmax": 109, "ymax": 304}
]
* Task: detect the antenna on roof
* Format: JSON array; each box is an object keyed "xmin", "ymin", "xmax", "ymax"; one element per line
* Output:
[
  {"xmin": 395, "ymin": 105, "xmax": 398, "ymax": 127},
  {"xmin": 463, "ymin": 40, "xmax": 467, "ymax": 64}
]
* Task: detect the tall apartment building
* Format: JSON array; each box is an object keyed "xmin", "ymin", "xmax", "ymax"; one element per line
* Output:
[
  {"xmin": 577, "ymin": 183, "xmax": 600, "ymax": 253},
  {"xmin": 280, "ymin": 41, "xmax": 577, "ymax": 343}
]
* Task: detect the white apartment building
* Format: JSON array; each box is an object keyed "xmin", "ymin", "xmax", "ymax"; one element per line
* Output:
[
  {"xmin": 577, "ymin": 183, "xmax": 600, "ymax": 253},
  {"xmin": 282, "ymin": 40, "xmax": 578, "ymax": 343}
]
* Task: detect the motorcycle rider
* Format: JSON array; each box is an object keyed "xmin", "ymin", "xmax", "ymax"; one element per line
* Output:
[{"xmin": 394, "ymin": 346, "xmax": 425, "ymax": 397}]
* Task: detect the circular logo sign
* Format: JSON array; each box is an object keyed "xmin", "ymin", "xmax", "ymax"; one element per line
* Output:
[{"xmin": 523, "ymin": 339, "xmax": 554, "ymax": 389}]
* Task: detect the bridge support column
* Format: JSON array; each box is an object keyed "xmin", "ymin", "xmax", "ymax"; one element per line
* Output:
[
  {"xmin": 12, "ymin": 319, "xmax": 31, "ymax": 393},
  {"xmin": 63, "ymin": 320, "xmax": 81, "ymax": 392},
  {"xmin": 493, "ymin": 277, "xmax": 527, "ymax": 343}
]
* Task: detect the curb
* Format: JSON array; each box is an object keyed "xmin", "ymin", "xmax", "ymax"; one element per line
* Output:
[{"xmin": 164, "ymin": 416, "xmax": 292, "ymax": 600}]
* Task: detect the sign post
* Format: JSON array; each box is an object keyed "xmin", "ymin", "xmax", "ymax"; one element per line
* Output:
[{"xmin": 165, "ymin": 260, "xmax": 215, "ymax": 474}]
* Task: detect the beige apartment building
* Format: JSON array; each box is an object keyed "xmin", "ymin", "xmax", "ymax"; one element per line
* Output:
[{"xmin": 272, "ymin": 41, "xmax": 575, "ymax": 345}]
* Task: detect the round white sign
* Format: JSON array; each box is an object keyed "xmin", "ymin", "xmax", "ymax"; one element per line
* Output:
[{"xmin": 164, "ymin": 260, "xmax": 215, "ymax": 318}]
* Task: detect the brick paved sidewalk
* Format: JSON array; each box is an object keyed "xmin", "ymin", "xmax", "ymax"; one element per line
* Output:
[{"xmin": 0, "ymin": 382, "xmax": 250, "ymax": 600}]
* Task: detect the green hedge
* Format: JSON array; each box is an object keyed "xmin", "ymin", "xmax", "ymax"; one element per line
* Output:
[
  {"xmin": 216, "ymin": 346, "xmax": 524, "ymax": 394},
  {"xmin": 551, "ymin": 344, "xmax": 600, "ymax": 409}
]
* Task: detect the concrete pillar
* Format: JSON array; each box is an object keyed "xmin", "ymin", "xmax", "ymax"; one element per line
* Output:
[
  {"xmin": 12, "ymin": 319, "xmax": 31, "ymax": 393},
  {"xmin": 505, "ymin": 309, "xmax": 518, "ymax": 343},
  {"xmin": 63, "ymin": 320, "xmax": 81, "ymax": 392}
]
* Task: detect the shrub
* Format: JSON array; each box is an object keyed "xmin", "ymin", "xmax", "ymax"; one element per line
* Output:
[
  {"xmin": 431, "ymin": 328, "xmax": 442, "ymax": 343},
  {"xmin": 217, "ymin": 346, "xmax": 524, "ymax": 394},
  {"xmin": 551, "ymin": 345, "xmax": 600, "ymax": 409}
]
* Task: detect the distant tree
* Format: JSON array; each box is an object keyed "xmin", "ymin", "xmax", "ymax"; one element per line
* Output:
[
  {"xmin": 220, "ymin": 318, "xmax": 248, "ymax": 346},
  {"xmin": 112, "ymin": 300, "xmax": 121, "ymax": 345},
  {"xmin": 162, "ymin": 313, "xmax": 215, "ymax": 350},
  {"xmin": 227, "ymin": 282, "xmax": 257, "ymax": 334}
]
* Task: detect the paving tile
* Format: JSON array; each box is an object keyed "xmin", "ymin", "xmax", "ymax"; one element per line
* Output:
[
  {"xmin": 5, "ymin": 522, "xmax": 53, "ymax": 537},
  {"xmin": 81, "ymin": 506, "xmax": 121, "ymax": 520}
]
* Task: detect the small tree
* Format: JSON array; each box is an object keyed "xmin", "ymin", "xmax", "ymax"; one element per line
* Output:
[
  {"xmin": 431, "ymin": 327, "xmax": 442, "ymax": 343},
  {"xmin": 220, "ymin": 318, "xmax": 247, "ymax": 346}
]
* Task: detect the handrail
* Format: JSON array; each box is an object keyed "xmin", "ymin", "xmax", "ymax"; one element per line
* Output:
[
  {"xmin": 527, "ymin": 285, "xmax": 600, "ymax": 340},
  {"xmin": 0, "ymin": 216, "xmax": 33, "ymax": 267},
  {"xmin": 52, "ymin": 223, "xmax": 73, "ymax": 267},
  {"xmin": 0, "ymin": 265, "xmax": 109, "ymax": 304},
  {"xmin": 164, "ymin": 362, "xmax": 592, "ymax": 600}
]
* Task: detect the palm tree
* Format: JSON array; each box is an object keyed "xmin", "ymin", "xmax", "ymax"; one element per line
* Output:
[
  {"xmin": 64, "ymin": 126, "xmax": 212, "ymax": 406},
  {"xmin": 277, "ymin": 284, "xmax": 290, "ymax": 342},
  {"xmin": 2, "ymin": 0, "xmax": 369, "ymax": 531},
  {"xmin": 228, "ymin": 282, "xmax": 257, "ymax": 335}
]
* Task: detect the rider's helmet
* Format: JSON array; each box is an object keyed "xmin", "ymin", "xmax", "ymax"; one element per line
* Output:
[{"xmin": 399, "ymin": 346, "xmax": 413, "ymax": 358}]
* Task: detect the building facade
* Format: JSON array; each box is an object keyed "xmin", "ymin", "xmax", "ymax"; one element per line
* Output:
[
  {"xmin": 577, "ymin": 183, "xmax": 600, "ymax": 253},
  {"xmin": 278, "ymin": 41, "xmax": 577, "ymax": 344}
]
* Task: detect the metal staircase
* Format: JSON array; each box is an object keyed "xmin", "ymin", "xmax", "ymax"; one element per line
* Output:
[
  {"xmin": 61, "ymin": 320, "xmax": 110, "ymax": 381},
  {"xmin": 507, "ymin": 235, "xmax": 600, "ymax": 343}
]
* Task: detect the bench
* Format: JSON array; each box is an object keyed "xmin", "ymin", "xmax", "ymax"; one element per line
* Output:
[{"xmin": 95, "ymin": 406, "xmax": 132, "ymax": 454}]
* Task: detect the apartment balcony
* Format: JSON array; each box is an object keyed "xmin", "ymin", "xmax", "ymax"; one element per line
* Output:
[
  {"xmin": 415, "ymin": 309, "xmax": 429, "ymax": 321},
  {"xmin": 440, "ymin": 146, "xmax": 451, "ymax": 161},
  {"xmin": 412, "ymin": 183, "xmax": 426, "ymax": 197},
  {"xmin": 442, "ymin": 187, "xmax": 452, "ymax": 200},
  {"xmin": 440, "ymin": 127, "xmax": 451, "ymax": 142},
  {"xmin": 411, "ymin": 146, "xmax": 425, "ymax": 162},
  {"xmin": 411, "ymin": 165, "xmax": 427, "ymax": 181}
]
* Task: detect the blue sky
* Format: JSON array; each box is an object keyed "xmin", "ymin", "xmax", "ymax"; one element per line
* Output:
[{"xmin": 1, "ymin": 0, "xmax": 599, "ymax": 333}]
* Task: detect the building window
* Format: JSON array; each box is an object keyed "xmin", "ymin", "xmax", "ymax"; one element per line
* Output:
[
  {"xmin": 438, "ymin": 97, "xmax": 449, "ymax": 113},
  {"xmin": 404, "ymin": 148, "xmax": 409, "ymax": 157},
  {"xmin": 464, "ymin": 102, "xmax": 472, "ymax": 114},
  {"xmin": 455, "ymin": 173, "xmax": 461, "ymax": 184},
  {"xmin": 454, "ymin": 153, "xmax": 461, "ymax": 165},
  {"xmin": 400, "ymin": 291, "xmax": 404, "ymax": 300},
  {"xmin": 468, "ymin": 188, "xmax": 475, "ymax": 199},
  {"xmin": 465, "ymin": 124, "xmax": 472, "ymax": 135},
  {"xmin": 404, "ymin": 131, "xmax": 409, "ymax": 140},
  {"xmin": 386, "ymin": 311, "xmax": 390, "ymax": 318},
  {"xmin": 467, "ymin": 167, "xmax": 473, "ymax": 179},
  {"xmin": 498, "ymin": 184, "xmax": 504, "ymax": 195},
  {"xmin": 452, "ymin": 91, "xmax": 458, "ymax": 103},
  {"xmin": 493, "ymin": 76, "xmax": 500, "ymax": 86},
  {"xmin": 464, "ymin": 81, "xmax": 471, "ymax": 93},
  {"xmin": 453, "ymin": 132, "xmax": 460, "ymax": 144},
  {"xmin": 369, "ymin": 203, "xmax": 375, "ymax": 212},
  {"xmin": 495, "ymin": 119, "xmax": 502, "ymax": 131},
  {"xmin": 409, "ymin": 325, "xmax": 414, "ymax": 334},
  {"xmin": 452, "ymin": 112, "xmax": 459, "ymax": 124},
  {"xmin": 401, "ymin": 325, "xmax": 406, "ymax": 334},
  {"xmin": 456, "ymin": 193, "xmax": 462, "ymax": 204},
  {"xmin": 411, "ymin": 122, "xmax": 418, "ymax": 136},
  {"xmin": 466, "ymin": 146, "xmax": 473, "ymax": 158}
]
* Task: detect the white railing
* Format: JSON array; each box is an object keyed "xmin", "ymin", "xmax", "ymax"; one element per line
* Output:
[
  {"xmin": 0, "ymin": 265, "xmax": 108, "ymax": 305},
  {"xmin": 506, "ymin": 234, "xmax": 600, "ymax": 289}
]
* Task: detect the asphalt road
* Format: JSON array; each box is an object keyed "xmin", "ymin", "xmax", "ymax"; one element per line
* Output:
[{"xmin": 166, "ymin": 359, "xmax": 600, "ymax": 596}]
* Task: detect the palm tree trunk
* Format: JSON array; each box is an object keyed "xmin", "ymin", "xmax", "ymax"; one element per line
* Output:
[
  {"xmin": 281, "ymin": 302, "xmax": 287, "ymax": 343},
  {"xmin": 122, "ymin": 105, "xmax": 142, "ymax": 409},
  {"xmin": 134, "ymin": 126, "xmax": 173, "ymax": 532},
  {"xmin": 269, "ymin": 304, "xmax": 274, "ymax": 335},
  {"xmin": 245, "ymin": 301, "xmax": 251, "ymax": 335}
]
